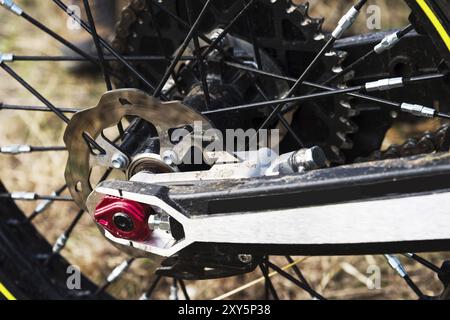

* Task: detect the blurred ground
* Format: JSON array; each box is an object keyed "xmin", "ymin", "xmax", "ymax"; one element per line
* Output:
[{"xmin": 0, "ymin": 0, "xmax": 448, "ymax": 300}]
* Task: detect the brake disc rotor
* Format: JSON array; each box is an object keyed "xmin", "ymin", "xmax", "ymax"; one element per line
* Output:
[{"xmin": 64, "ymin": 89, "xmax": 215, "ymax": 210}]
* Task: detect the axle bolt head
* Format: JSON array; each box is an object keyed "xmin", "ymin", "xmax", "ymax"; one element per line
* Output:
[
  {"xmin": 113, "ymin": 212, "xmax": 134, "ymax": 232},
  {"xmin": 94, "ymin": 196, "xmax": 153, "ymax": 241}
]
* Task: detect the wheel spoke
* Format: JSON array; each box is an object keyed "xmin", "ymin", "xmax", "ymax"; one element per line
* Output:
[
  {"xmin": 82, "ymin": 0, "xmax": 112, "ymax": 91},
  {"xmin": 254, "ymin": 84, "xmax": 304, "ymax": 148},
  {"xmin": 82, "ymin": 0, "xmax": 125, "ymax": 137},
  {"xmin": 285, "ymin": 256, "xmax": 314, "ymax": 295},
  {"xmin": 153, "ymin": 0, "xmax": 213, "ymax": 97},
  {"xmin": 0, "ymin": 103, "xmax": 78, "ymax": 113},
  {"xmin": 223, "ymin": 61, "xmax": 400, "ymax": 109},
  {"xmin": 53, "ymin": 0, "xmax": 164, "ymax": 97},
  {"xmin": 245, "ymin": 2, "xmax": 262, "ymax": 69},
  {"xmin": 206, "ymin": 72, "xmax": 446, "ymax": 114},
  {"xmin": 0, "ymin": 145, "xmax": 66, "ymax": 154},
  {"xmin": 253, "ymin": 4, "xmax": 369, "ymax": 135},
  {"xmin": 140, "ymin": 275, "xmax": 162, "ymax": 300},
  {"xmin": 259, "ymin": 261, "xmax": 279, "ymax": 300},
  {"xmin": 0, "ymin": 63, "xmax": 106, "ymax": 152},
  {"xmin": 151, "ymin": 0, "xmax": 256, "ymax": 81},
  {"xmin": 178, "ymin": 279, "xmax": 191, "ymax": 300},
  {"xmin": 403, "ymin": 253, "xmax": 442, "ymax": 274},
  {"xmin": 0, "ymin": 63, "xmax": 70, "ymax": 124},
  {"xmin": 0, "ymin": 1, "xmax": 113, "ymax": 71},
  {"xmin": 151, "ymin": 0, "xmax": 252, "ymax": 62},
  {"xmin": 151, "ymin": 0, "xmax": 215, "ymax": 47},
  {"xmin": 10, "ymin": 55, "xmax": 197, "ymax": 62},
  {"xmin": 222, "ymin": 62, "xmax": 450, "ymax": 119},
  {"xmin": 200, "ymin": 0, "xmax": 256, "ymax": 59},
  {"xmin": 147, "ymin": 3, "xmax": 182, "ymax": 93},
  {"xmin": 28, "ymin": 185, "xmax": 68, "ymax": 222},
  {"xmin": 213, "ymin": 257, "xmax": 310, "ymax": 300},
  {"xmin": 256, "ymin": 36, "xmax": 336, "ymax": 133},
  {"xmin": 95, "ymin": 258, "xmax": 136, "ymax": 296},
  {"xmin": 203, "ymin": 85, "xmax": 362, "ymax": 114},
  {"xmin": 48, "ymin": 209, "xmax": 84, "ymax": 260},
  {"xmin": 170, "ymin": 278, "xmax": 180, "ymax": 300},
  {"xmin": 266, "ymin": 261, "xmax": 326, "ymax": 300},
  {"xmin": 148, "ymin": 0, "xmax": 255, "ymax": 97},
  {"xmin": 47, "ymin": 168, "xmax": 112, "ymax": 261},
  {"xmin": 384, "ymin": 255, "xmax": 427, "ymax": 299},
  {"xmin": 321, "ymin": 24, "xmax": 414, "ymax": 86},
  {"xmin": 0, "ymin": 192, "xmax": 72, "ymax": 202},
  {"xmin": 18, "ymin": 11, "xmax": 99, "ymax": 68},
  {"xmin": 185, "ymin": 0, "xmax": 211, "ymax": 109}
]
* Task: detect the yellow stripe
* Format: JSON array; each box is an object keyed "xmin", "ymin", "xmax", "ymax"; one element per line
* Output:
[
  {"xmin": 416, "ymin": 0, "xmax": 450, "ymax": 51},
  {"xmin": 0, "ymin": 282, "xmax": 17, "ymax": 300}
]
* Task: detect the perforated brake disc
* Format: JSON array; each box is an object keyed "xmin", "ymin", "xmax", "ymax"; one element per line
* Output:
[{"xmin": 64, "ymin": 89, "xmax": 216, "ymax": 211}]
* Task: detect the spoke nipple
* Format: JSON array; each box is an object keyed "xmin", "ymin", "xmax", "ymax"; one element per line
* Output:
[
  {"xmin": 0, "ymin": 144, "xmax": 31, "ymax": 154},
  {"xmin": 169, "ymin": 283, "xmax": 179, "ymax": 301},
  {"xmin": 0, "ymin": 52, "xmax": 13, "ymax": 64},
  {"xmin": 52, "ymin": 233, "xmax": 68, "ymax": 254},
  {"xmin": 139, "ymin": 293, "xmax": 149, "ymax": 301},
  {"xmin": 0, "ymin": 0, "xmax": 23, "ymax": 16},
  {"xmin": 106, "ymin": 259, "xmax": 132, "ymax": 283},
  {"xmin": 384, "ymin": 254, "xmax": 407, "ymax": 278},
  {"xmin": 401, "ymin": 103, "xmax": 436, "ymax": 118},
  {"xmin": 331, "ymin": 6, "xmax": 360, "ymax": 39},
  {"xmin": 365, "ymin": 77, "xmax": 404, "ymax": 92},
  {"xmin": 374, "ymin": 32, "xmax": 400, "ymax": 54}
]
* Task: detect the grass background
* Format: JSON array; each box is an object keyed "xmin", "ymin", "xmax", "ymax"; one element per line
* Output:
[{"xmin": 0, "ymin": 0, "xmax": 448, "ymax": 299}]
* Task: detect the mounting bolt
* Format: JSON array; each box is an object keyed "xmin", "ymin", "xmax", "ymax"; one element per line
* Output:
[
  {"xmin": 290, "ymin": 146, "xmax": 327, "ymax": 172},
  {"xmin": 148, "ymin": 214, "xmax": 171, "ymax": 232},
  {"xmin": 238, "ymin": 254, "xmax": 253, "ymax": 264},
  {"xmin": 113, "ymin": 212, "xmax": 135, "ymax": 232},
  {"xmin": 111, "ymin": 153, "xmax": 129, "ymax": 169},
  {"xmin": 162, "ymin": 150, "xmax": 179, "ymax": 167}
]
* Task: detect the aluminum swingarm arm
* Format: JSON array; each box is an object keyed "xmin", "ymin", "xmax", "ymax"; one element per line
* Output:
[{"xmin": 87, "ymin": 152, "xmax": 450, "ymax": 258}]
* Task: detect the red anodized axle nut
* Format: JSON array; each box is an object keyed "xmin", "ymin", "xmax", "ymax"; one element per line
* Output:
[{"xmin": 94, "ymin": 195, "xmax": 153, "ymax": 242}]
